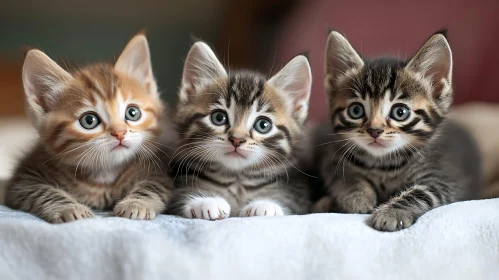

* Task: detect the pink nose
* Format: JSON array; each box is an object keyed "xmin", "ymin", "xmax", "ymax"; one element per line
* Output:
[
  {"xmin": 229, "ymin": 136, "xmax": 246, "ymax": 147},
  {"xmin": 111, "ymin": 130, "xmax": 127, "ymax": 141}
]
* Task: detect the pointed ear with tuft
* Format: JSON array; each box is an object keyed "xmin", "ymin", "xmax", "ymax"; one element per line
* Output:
[
  {"xmin": 115, "ymin": 34, "xmax": 158, "ymax": 97},
  {"xmin": 179, "ymin": 42, "xmax": 227, "ymax": 103},
  {"xmin": 23, "ymin": 50, "xmax": 72, "ymax": 126},
  {"xmin": 268, "ymin": 55, "xmax": 312, "ymax": 124},
  {"xmin": 406, "ymin": 33, "xmax": 453, "ymax": 103},
  {"xmin": 325, "ymin": 31, "xmax": 364, "ymax": 82}
]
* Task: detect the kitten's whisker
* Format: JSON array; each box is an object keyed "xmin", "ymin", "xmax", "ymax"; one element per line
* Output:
[
  {"xmin": 330, "ymin": 139, "xmax": 354, "ymax": 165},
  {"xmin": 314, "ymin": 137, "xmax": 356, "ymax": 147},
  {"xmin": 144, "ymin": 139, "xmax": 172, "ymax": 149},
  {"xmin": 337, "ymin": 141, "xmax": 356, "ymax": 180},
  {"xmin": 73, "ymin": 146, "xmax": 95, "ymax": 179},
  {"xmin": 142, "ymin": 143, "xmax": 163, "ymax": 171},
  {"xmin": 172, "ymin": 146, "xmax": 208, "ymax": 183},
  {"xmin": 193, "ymin": 148, "xmax": 217, "ymax": 186},
  {"xmin": 44, "ymin": 141, "xmax": 96, "ymax": 164},
  {"xmin": 265, "ymin": 153, "xmax": 289, "ymax": 183},
  {"xmin": 265, "ymin": 148, "xmax": 317, "ymax": 179},
  {"xmin": 170, "ymin": 141, "xmax": 212, "ymax": 163},
  {"xmin": 321, "ymin": 132, "xmax": 359, "ymax": 136}
]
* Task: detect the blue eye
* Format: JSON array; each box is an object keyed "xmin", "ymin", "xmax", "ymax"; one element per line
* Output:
[
  {"xmin": 79, "ymin": 113, "xmax": 101, "ymax": 129},
  {"xmin": 211, "ymin": 111, "xmax": 228, "ymax": 126},
  {"xmin": 125, "ymin": 106, "xmax": 141, "ymax": 121},
  {"xmin": 390, "ymin": 104, "xmax": 411, "ymax": 121},
  {"xmin": 253, "ymin": 117, "xmax": 272, "ymax": 134},
  {"xmin": 348, "ymin": 103, "xmax": 364, "ymax": 119}
]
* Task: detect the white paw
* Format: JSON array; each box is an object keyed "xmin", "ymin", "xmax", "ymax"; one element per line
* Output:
[
  {"xmin": 49, "ymin": 204, "xmax": 94, "ymax": 223},
  {"xmin": 240, "ymin": 200, "xmax": 285, "ymax": 217},
  {"xmin": 183, "ymin": 197, "xmax": 230, "ymax": 220},
  {"xmin": 114, "ymin": 199, "xmax": 157, "ymax": 220}
]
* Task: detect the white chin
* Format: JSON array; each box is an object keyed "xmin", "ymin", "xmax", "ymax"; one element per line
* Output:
[
  {"xmin": 365, "ymin": 142, "xmax": 409, "ymax": 158},
  {"xmin": 219, "ymin": 154, "xmax": 255, "ymax": 170},
  {"xmin": 107, "ymin": 148, "xmax": 135, "ymax": 166},
  {"xmin": 364, "ymin": 146, "xmax": 390, "ymax": 157}
]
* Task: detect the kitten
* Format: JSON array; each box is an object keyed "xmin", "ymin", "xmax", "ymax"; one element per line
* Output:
[
  {"xmin": 315, "ymin": 30, "xmax": 481, "ymax": 231},
  {"xmin": 167, "ymin": 42, "xmax": 312, "ymax": 219},
  {"xmin": 5, "ymin": 34, "xmax": 173, "ymax": 223}
]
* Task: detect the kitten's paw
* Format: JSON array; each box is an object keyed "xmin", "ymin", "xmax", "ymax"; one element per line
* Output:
[
  {"xmin": 49, "ymin": 204, "xmax": 94, "ymax": 223},
  {"xmin": 114, "ymin": 199, "xmax": 157, "ymax": 220},
  {"xmin": 371, "ymin": 205, "xmax": 416, "ymax": 232},
  {"xmin": 183, "ymin": 197, "xmax": 230, "ymax": 220},
  {"xmin": 240, "ymin": 200, "xmax": 285, "ymax": 217},
  {"xmin": 339, "ymin": 193, "xmax": 376, "ymax": 214},
  {"xmin": 311, "ymin": 196, "xmax": 333, "ymax": 213}
]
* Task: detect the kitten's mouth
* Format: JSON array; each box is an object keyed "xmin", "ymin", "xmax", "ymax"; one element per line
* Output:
[
  {"xmin": 111, "ymin": 143, "xmax": 129, "ymax": 151},
  {"xmin": 368, "ymin": 141, "xmax": 386, "ymax": 148},
  {"xmin": 225, "ymin": 150, "xmax": 246, "ymax": 159}
]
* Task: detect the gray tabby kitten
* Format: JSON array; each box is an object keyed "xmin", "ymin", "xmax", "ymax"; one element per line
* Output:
[
  {"xmin": 315, "ymin": 30, "xmax": 481, "ymax": 231},
  {"xmin": 167, "ymin": 42, "xmax": 312, "ymax": 219}
]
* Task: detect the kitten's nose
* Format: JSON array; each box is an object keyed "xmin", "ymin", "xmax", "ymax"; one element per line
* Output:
[
  {"xmin": 111, "ymin": 130, "xmax": 127, "ymax": 141},
  {"xmin": 229, "ymin": 136, "xmax": 246, "ymax": 147},
  {"xmin": 367, "ymin": 128, "xmax": 384, "ymax": 139}
]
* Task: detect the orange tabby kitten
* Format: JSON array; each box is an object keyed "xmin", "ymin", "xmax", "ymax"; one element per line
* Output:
[{"xmin": 4, "ymin": 34, "xmax": 173, "ymax": 223}]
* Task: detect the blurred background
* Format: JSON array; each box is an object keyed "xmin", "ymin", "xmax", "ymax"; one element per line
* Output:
[{"xmin": 1, "ymin": 0, "xmax": 499, "ymax": 185}]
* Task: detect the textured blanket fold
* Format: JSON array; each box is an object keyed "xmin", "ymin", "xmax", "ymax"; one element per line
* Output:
[{"xmin": 0, "ymin": 199, "xmax": 498, "ymax": 280}]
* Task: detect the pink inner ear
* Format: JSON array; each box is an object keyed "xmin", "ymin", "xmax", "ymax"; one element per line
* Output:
[
  {"xmin": 184, "ymin": 86, "xmax": 195, "ymax": 98},
  {"xmin": 431, "ymin": 62, "xmax": 450, "ymax": 80},
  {"xmin": 27, "ymin": 84, "xmax": 46, "ymax": 110},
  {"xmin": 293, "ymin": 88, "xmax": 309, "ymax": 107},
  {"xmin": 429, "ymin": 61, "xmax": 451, "ymax": 97},
  {"xmin": 294, "ymin": 104, "xmax": 303, "ymax": 114}
]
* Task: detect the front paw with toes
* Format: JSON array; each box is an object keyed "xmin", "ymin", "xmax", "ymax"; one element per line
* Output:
[
  {"xmin": 183, "ymin": 197, "xmax": 231, "ymax": 220},
  {"xmin": 371, "ymin": 205, "xmax": 416, "ymax": 232},
  {"xmin": 240, "ymin": 200, "xmax": 284, "ymax": 217},
  {"xmin": 49, "ymin": 204, "xmax": 94, "ymax": 223},
  {"xmin": 339, "ymin": 194, "xmax": 376, "ymax": 214},
  {"xmin": 114, "ymin": 200, "xmax": 157, "ymax": 220}
]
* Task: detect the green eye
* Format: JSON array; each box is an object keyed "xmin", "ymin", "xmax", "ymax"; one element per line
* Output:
[
  {"xmin": 125, "ymin": 106, "xmax": 141, "ymax": 121},
  {"xmin": 390, "ymin": 104, "xmax": 411, "ymax": 121},
  {"xmin": 253, "ymin": 117, "xmax": 272, "ymax": 134},
  {"xmin": 348, "ymin": 103, "xmax": 364, "ymax": 119},
  {"xmin": 79, "ymin": 113, "xmax": 101, "ymax": 129},
  {"xmin": 211, "ymin": 111, "xmax": 228, "ymax": 126}
]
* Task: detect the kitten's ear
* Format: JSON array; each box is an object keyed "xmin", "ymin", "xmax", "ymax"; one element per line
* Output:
[
  {"xmin": 406, "ymin": 33, "xmax": 453, "ymax": 102},
  {"xmin": 180, "ymin": 42, "xmax": 227, "ymax": 102},
  {"xmin": 268, "ymin": 55, "xmax": 312, "ymax": 123},
  {"xmin": 325, "ymin": 31, "xmax": 364, "ymax": 79},
  {"xmin": 23, "ymin": 49, "xmax": 72, "ymax": 123},
  {"xmin": 115, "ymin": 34, "xmax": 158, "ymax": 97}
]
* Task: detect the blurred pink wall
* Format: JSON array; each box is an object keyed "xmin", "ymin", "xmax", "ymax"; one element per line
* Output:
[{"xmin": 274, "ymin": 0, "xmax": 499, "ymax": 121}]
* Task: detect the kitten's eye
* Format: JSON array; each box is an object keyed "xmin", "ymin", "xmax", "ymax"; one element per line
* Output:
[
  {"xmin": 390, "ymin": 104, "xmax": 411, "ymax": 121},
  {"xmin": 125, "ymin": 106, "xmax": 141, "ymax": 121},
  {"xmin": 253, "ymin": 117, "xmax": 272, "ymax": 134},
  {"xmin": 348, "ymin": 103, "xmax": 364, "ymax": 119},
  {"xmin": 79, "ymin": 113, "xmax": 101, "ymax": 130},
  {"xmin": 211, "ymin": 111, "xmax": 228, "ymax": 126}
]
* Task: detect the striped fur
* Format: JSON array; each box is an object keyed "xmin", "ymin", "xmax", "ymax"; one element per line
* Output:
[
  {"xmin": 167, "ymin": 42, "xmax": 312, "ymax": 219},
  {"xmin": 315, "ymin": 31, "xmax": 481, "ymax": 231},
  {"xmin": 5, "ymin": 34, "xmax": 173, "ymax": 223}
]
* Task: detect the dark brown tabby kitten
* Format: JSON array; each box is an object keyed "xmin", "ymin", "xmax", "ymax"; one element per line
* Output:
[
  {"xmin": 315, "ymin": 30, "xmax": 481, "ymax": 231},
  {"xmin": 167, "ymin": 42, "xmax": 312, "ymax": 219},
  {"xmin": 5, "ymin": 35, "xmax": 173, "ymax": 223}
]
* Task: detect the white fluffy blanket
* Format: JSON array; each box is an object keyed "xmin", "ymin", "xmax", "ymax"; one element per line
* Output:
[{"xmin": 0, "ymin": 199, "xmax": 498, "ymax": 280}]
